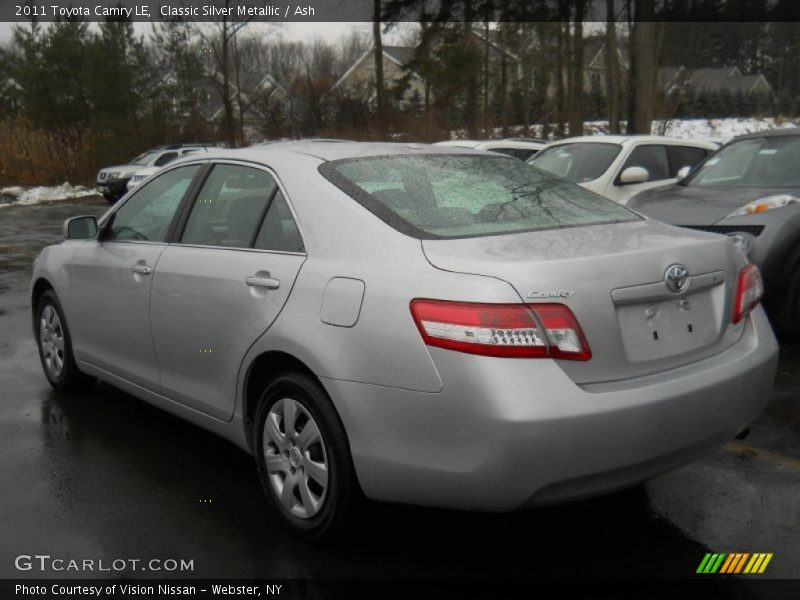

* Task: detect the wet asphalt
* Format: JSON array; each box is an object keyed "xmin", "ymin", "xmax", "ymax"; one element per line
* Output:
[{"xmin": 0, "ymin": 196, "xmax": 798, "ymax": 581}]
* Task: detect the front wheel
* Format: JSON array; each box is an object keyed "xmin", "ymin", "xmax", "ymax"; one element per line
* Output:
[
  {"xmin": 254, "ymin": 372, "xmax": 360, "ymax": 541},
  {"xmin": 35, "ymin": 290, "xmax": 95, "ymax": 392}
]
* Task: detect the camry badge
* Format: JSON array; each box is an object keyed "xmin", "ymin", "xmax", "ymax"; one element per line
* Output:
[
  {"xmin": 527, "ymin": 290, "xmax": 575, "ymax": 299},
  {"xmin": 664, "ymin": 264, "xmax": 690, "ymax": 293}
]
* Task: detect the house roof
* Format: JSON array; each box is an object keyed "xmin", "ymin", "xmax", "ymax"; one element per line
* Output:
[
  {"xmin": 382, "ymin": 46, "xmax": 416, "ymax": 67},
  {"xmin": 687, "ymin": 67, "xmax": 742, "ymax": 92},
  {"xmin": 331, "ymin": 45, "xmax": 423, "ymax": 91},
  {"xmin": 658, "ymin": 66, "xmax": 775, "ymax": 96}
]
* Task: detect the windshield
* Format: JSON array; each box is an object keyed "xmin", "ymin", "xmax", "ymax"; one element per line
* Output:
[
  {"xmin": 687, "ymin": 136, "xmax": 800, "ymax": 188},
  {"xmin": 528, "ymin": 142, "xmax": 622, "ymax": 183},
  {"xmin": 129, "ymin": 151, "xmax": 162, "ymax": 166},
  {"xmin": 320, "ymin": 155, "xmax": 639, "ymax": 239}
]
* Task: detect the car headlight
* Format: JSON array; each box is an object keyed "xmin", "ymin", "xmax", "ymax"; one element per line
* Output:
[{"xmin": 727, "ymin": 194, "xmax": 800, "ymax": 217}]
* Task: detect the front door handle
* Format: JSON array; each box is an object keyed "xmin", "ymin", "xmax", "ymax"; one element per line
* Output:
[
  {"xmin": 131, "ymin": 264, "xmax": 152, "ymax": 275},
  {"xmin": 245, "ymin": 276, "xmax": 280, "ymax": 290}
]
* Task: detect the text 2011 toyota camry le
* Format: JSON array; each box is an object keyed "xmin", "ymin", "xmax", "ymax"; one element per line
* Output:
[{"xmin": 31, "ymin": 141, "xmax": 778, "ymax": 539}]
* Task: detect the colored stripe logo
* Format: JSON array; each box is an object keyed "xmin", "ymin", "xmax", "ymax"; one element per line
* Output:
[{"xmin": 697, "ymin": 552, "xmax": 773, "ymax": 574}]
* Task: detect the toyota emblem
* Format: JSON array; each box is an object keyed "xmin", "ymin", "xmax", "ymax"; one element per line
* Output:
[{"xmin": 664, "ymin": 264, "xmax": 690, "ymax": 293}]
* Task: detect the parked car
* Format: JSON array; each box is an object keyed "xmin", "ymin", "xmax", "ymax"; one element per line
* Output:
[
  {"xmin": 692, "ymin": 135, "xmax": 731, "ymax": 149},
  {"xmin": 434, "ymin": 138, "xmax": 547, "ymax": 161},
  {"xmin": 34, "ymin": 142, "xmax": 777, "ymax": 539},
  {"xmin": 627, "ymin": 128, "xmax": 800, "ymax": 335},
  {"xmin": 527, "ymin": 135, "xmax": 717, "ymax": 203},
  {"xmin": 96, "ymin": 145, "xmax": 213, "ymax": 202}
]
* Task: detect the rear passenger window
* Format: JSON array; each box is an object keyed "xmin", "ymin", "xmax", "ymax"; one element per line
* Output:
[
  {"xmin": 181, "ymin": 165, "xmax": 277, "ymax": 249},
  {"xmin": 668, "ymin": 146, "xmax": 709, "ymax": 176},
  {"xmin": 619, "ymin": 145, "xmax": 669, "ymax": 183},
  {"xmin": 254, "ymin": 191, "xmax": 304, "ymax": 252}
]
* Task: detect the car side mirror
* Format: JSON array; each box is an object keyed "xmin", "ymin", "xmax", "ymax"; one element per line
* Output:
[
  {"xmin": 619, "ymin": 166, "xmax": 649, "ymax": 185},
  {"xmin": 63, "ymin": 215, "xmax": 98, "ymax": 240},
  {"xmin": 676, "ymin": 165, "xmax": 692, "ymax": 180}
]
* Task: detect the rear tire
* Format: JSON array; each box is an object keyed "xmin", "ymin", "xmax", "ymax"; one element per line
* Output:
[
  {"xmin": 254, "ymin": 371, "xmax": 360, "ymax": 541},
  {"xmin": 35, "ymin": 290, "xmax": 95, "ymax": 393}
]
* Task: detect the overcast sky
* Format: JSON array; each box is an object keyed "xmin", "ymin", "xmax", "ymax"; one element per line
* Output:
[{"xmin": 0, "ymin": 21, "xmax": 414, "ymax": 46}]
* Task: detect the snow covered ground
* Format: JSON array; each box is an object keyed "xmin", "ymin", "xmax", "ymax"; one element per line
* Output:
[
  {"xmin": 0, "ymin": 182, "xmax": 98, "ymax": 209},
  {"xmin": 451, "ymin": 117, "xmax": 800, "ymax": 141}
]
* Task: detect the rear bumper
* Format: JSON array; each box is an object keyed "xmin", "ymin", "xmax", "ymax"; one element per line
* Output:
[{"xmin": 322, "ymin": 307, "xmax": 778, "ymax": 511}]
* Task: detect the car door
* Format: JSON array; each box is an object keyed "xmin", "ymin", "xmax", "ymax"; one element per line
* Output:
[
  {"xmin": 65, "ymin": 164, "xmax": 203, "ymax": 390},
  {"xmin": 149, "ymin": 162, "xmax": 306, "ymax": 421},
  {"xmin": 609, "ymin": 143, "xmax": 671, "ymax": 202}
]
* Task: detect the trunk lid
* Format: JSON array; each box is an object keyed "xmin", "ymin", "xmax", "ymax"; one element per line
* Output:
[{"xmin": 421, "ymin": 219, "xmax": 745, "ymax": 384}]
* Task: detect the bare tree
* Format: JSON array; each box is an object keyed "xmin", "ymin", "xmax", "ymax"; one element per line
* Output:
[
  {"xmin": 463, "ymin": 0, "xmax": 478, "ymax": 138},
  {"xmin": 183, "ymin": 1, "xmax": 257, "ymax": 146},
  {"xmin": 373, "ymin": 0, "xmax": 386, "ymax": 138},
  {"xmin": 629, "ymin": 0, "xmax": 657, "ymax": 133},
  {"xmin": 569, "ymin": 1, "xmax": 585, "ymax": 137},
  {"xmin": 555, "ymin": 19, "xmax": 566, "ymax": 135},
  {"xmin": 604, "ymin": 0, "xmax": 621, "ymax": 133}
]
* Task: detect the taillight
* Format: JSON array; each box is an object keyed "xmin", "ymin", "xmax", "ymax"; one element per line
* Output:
[
  {"xmin": 732, "ymin": 263, "xmax": 763, "ymax": 324},
  {"xmin": 409, "ymin": 299, "xmax": 591, "ymax": 361}
]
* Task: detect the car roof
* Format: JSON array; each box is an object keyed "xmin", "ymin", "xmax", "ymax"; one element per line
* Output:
[
  {"xmin": 474, "ymin": 140, "xmax": 546, "ymax": 150},
  {"xmin": 546, "ymin": 135, "xmax": 716, "ymax": 148},
  {"xmin": 432, "ymin": 140, "xmax": 482, "ymax": 148},
  {"xmin": 199, "ymin": 140, "xmax": 494, "ymax": 164},
  {"xmin": 730, "ymin": 128, "xmax": 800, "ymax": 141}
]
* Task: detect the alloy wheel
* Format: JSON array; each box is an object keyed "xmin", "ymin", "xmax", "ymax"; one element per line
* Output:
[
  {"xmin": 39, "ymin": 304, "xmax": 65, "ymax": 379},
  {"xmin": 263, "ymin": 397, "xmax": 329, "ymax": 519}
]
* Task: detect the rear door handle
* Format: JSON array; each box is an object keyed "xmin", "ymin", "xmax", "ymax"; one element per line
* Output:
[
  {"xmin": 245, "ymin": 276, "xmax": 280, "ymax": 290},
  {"xmin": 131, "ymin": 264, "xmax": 152, "ymax": 275}
]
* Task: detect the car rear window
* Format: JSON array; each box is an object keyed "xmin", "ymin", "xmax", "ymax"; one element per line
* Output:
[{"xmin": 319, "ymin": 155, "xmax": 639, "ymax": 239}]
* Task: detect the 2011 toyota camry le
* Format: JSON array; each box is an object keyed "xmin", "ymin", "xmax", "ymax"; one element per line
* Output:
[{"xmin": 31, "ymin": 141, "xmax": 779, "ymax": 539}]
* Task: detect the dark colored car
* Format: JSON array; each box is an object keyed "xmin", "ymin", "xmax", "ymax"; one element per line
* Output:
[{"xmin": 627, "ymin": 128, "xmax": 800, "ymax": 335}]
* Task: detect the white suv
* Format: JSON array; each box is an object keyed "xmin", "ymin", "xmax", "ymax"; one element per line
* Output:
[
  {"xmin": 96, "ymin": 145, "xmax": 213, "ymax": 202},
  {"xmin": 528, "ymin": 135, "xmax": 717, "ymax": 204}
]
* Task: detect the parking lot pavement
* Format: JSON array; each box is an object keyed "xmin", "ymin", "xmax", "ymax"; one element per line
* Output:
[{"xmin": 0, "ymin": 197, "xmax": 798, "ymax": 580}]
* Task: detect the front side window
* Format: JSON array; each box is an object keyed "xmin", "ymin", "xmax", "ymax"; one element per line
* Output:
[
  {"xmin": 618, "ymin": 145, "xmax": 670, "ymax": 183},
  {"xmin": 321, "ymin": 155, "xmax": 639, "ymax": 239},
  {"xmin": 687, "ymin": 136, "xmax": 800, "ymax": 188},
  {"xmin": 181, "ymin": 164, "xmax": 278, "ymax": 249},
  {"xmin": 668, "ymin": 145, "xmax": 708, "ymax": 176},
  {"xmin": 530, "ymin": 142, "xmax": 622, "ymax": 183},
  {"xmin": 107, "ymin": 165, "xmax": 200, "ymax": 242}
]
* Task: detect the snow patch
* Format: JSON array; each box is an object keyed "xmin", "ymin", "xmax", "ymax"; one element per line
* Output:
[
  {"xmin": 450, "ymin": 117, "xmax": 800, "ymax": 142},
  {"xmin": 0, "ymin": 182, "xmax": 97, "ymax": 209}
]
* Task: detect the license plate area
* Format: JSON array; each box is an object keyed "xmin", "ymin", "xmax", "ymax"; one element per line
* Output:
[{"xmin": 615, "ymin": 285, "xmax": 724, "ymax": 363}]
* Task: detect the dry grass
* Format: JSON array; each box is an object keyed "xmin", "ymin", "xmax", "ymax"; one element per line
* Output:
[{"xmin": 0, "ymin": 119, "xmax": 98, "ymax": 186}]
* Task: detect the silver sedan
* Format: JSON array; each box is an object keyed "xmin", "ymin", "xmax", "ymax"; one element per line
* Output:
[{"xmin": 31, "ymin": 141, "xmax": 779, "ymax": 539}]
